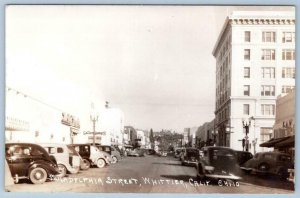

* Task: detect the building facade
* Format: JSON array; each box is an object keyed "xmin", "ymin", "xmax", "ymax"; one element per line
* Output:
[
  {"xmin": 212, "ymin": 11, "xmax": 295, "ymax": 153},
  {"xmin": 195, "ymin": 120, "xmax": 215, "ymax": 148},
  {"xmin": 5, "ymin": 87, "xmax": 81, "ymax": 144}
]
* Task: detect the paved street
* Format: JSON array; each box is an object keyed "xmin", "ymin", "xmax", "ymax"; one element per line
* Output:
[{"xmin": 6, "ymin": 155, "xmax": 294, "ymax": 194}]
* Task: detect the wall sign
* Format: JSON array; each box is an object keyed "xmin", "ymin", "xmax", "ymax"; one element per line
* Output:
[
  {"xmin": 61, "ymin": 112, "xmax": 80, "ymax": 128},
  {"xmin": 5, "ymin": 116, "xmax": 30, "ymax": 131}
]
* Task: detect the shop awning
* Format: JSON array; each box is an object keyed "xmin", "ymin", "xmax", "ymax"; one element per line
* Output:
[
  {"xmin": 274, "ymin": 135, "xmax": 295, "ymax": 148},
  {"xmin": 260, "ymin": 136, "xmax": 290, "ymax": 147}
]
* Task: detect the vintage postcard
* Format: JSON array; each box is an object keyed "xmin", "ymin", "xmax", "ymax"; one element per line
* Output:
[{"xmin": 4, "ymin": 5, "xmax": 295, "ymax": 193}]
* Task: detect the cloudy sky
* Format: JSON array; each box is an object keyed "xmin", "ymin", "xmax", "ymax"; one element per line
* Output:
[{"xmin": 6, "ymin": 5, "xmax": 294, "ymax": 132}]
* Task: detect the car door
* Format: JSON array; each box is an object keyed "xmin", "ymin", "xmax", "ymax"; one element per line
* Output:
[{"xmin": 7, "ymin": 145, "xmax": 32, "ymax": 177}]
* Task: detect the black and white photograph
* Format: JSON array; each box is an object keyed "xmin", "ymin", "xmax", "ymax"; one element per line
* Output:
[{"xmin": 4, "ymin": 5, "xmax": 295, "ymax": 194}]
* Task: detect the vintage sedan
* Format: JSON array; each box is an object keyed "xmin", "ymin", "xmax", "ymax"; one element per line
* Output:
[
  {"xmin": 240, "ymin": 152, "xmax": 293, "ymax": 180},
  {"xmin": 235, "ymin": 150, "xmax": 253, "ymax": 166},
  {"xmin": 69, "ymin": 144, "xmax": 112, "ymax": 168},
  {"xmin": 174, "ymin": 147, "xmax": 184, "ymax": 158},
  {"xmin": 127, "ymin": 148, "xmax": 145, "ymax": 157},
  {"xmin": 5, "ymin": 143, "xmax": 60, "ymax": 184},
  {"xmin": 196, "ymin": 146, "xmax": 242, "ymax": 181},
  {"xmin": 180, "ymin": 148, "xmax": 200, "ymax": 166},
  {"xmin": 40, "ymin": 143, "xmax": 81, "ymax": 177},
  {"xmin": 93, "ymin": 144, "xmax": 122, "ymax": 163}
]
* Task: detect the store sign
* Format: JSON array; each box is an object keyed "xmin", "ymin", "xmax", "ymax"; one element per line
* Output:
[
  {"xmin": 5, "ymin": 117, "xmax": 29, "ymax": 131},
  {"xmin": 88, "ymin": 136, "xmax": 101, "ymax": 141},
  {"xmin": 70, "ymin": 127, "xmax": 79, "ymax": 134},
  {"xmin": 83, "ymin": 131, "xmax": 106, "ymax": 135},
  {"xmin": 61, "ymin": 113, "xmax": 80, "ymax": 128}
]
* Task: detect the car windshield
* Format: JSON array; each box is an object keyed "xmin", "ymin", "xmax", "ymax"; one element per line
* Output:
[
  {"xmin": 210, "ymin": 149, "xmax": 236, "ymax": 161},
  {"xmin": 67, "ymin": 145, "xmax": 78, "ymax": 155},
  {"xmin": 186, "ymin": 149, "xmax": 199, "ymax": 155}
]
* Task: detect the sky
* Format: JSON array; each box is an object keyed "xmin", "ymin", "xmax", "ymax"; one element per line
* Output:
[{"xmin": 5, "ymin": 5, "xmax": 295, "ymax": 132}]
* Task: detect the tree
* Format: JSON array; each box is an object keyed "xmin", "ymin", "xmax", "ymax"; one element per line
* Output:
[{"xmin": 149, "ymin": 128, "xmax": 154, "ymax": 149}]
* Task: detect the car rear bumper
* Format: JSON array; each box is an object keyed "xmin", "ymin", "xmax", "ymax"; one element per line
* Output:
[
  {"xmin": 205, "ymin": 173, "xmax": 242, "ymax": 180},
  {"xmin": 183, "ymin": 160, "xmax": 197, "ymax": 165}
]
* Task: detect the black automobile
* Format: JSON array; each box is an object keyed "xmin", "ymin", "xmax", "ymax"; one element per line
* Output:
[
  {"xmin": 196, "ymin": 146, "xmax": 242, "ymax": 181},
  {"xmin": 235, "ymin": 150, "xmax": 253, "ymax": 166},
  {"xmin": 240, "ymin": 152, "xmax": 293, "ymax": 180},
  {"xmin": 180, "ymin": 147, "xmax": 200, "ymax": 166},
  {"xmin": 5, "ymin": 143, "xmax": 60, "ymax": 184},
  {"xmin": 145, "ymin": 149, "xmax": 156, "ymax": 155}
]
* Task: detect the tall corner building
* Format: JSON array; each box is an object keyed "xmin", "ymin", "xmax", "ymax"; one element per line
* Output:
[{"xmin": 212, "ymin": 11, "xmax": 295, "ymax": 153}]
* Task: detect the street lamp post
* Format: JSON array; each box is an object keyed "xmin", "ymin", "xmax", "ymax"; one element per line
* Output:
[
  {"xmin": 212, "ymin": 130, "xmax": 218, "ymax": 146},
  {"xmin": 242, "ymin": 119, "xmax": 251, "ymax": 152},
  {"xmin": 90, "ymin": 111, "xmax": 98, "ymax": 147}
]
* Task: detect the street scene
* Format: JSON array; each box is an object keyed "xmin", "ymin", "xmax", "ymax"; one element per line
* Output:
[
  {"xmin": 5, "ymin": 153, "xmax": 294, "ymax": 193},
  {"xmin": 4, "ymin": 5, "xmax": 295, "ymax": 194}
]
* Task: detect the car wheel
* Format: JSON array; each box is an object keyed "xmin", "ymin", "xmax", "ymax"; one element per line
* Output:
[
  {"xmin": 96, "ymin": 159, "xmax": 106, "ymax": 168},
  {"xmin": 112, "ymin": 156, "xmax": 117, "ymax": 164},
  {"xmin": 56, "ymin": 164, "xmax": 67, "ymax": 178},
  {"xmin": 81, "ymin": 158, "xmax": 91, "ymax": 170},
  {"xmin": 258, "ymin": 163, "xmax": 269, "ymax": 172},
  {"xmin": 29, "ymin": 167, "xmax": 47, "ymax": 184}
]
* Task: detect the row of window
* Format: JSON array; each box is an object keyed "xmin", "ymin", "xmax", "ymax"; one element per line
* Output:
[
  {"xmin": 243, "ymin": 85, "xmax": 295, "ymax": 96},
  {"xmin": 216, "ymin": 103, "xmax": 276, "ymax": 125},
  {"xmin": 243, "ymin": 104, "xmax": 275, "ymax": 116},
  {"xmin": 244, "ymin": 49, "xmax": 295, "ymax": 60},
  {"xmin": 244, "ymin": 31, "xmax": 295, "ymax": 43},
  {"xmin": 244, "ymin": 67, "xmax": 295, "ymax": 79}
]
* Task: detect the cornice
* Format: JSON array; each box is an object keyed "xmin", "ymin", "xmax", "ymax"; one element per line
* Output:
[{"xmin": 231, "ymin": 18, "xmax": 295, "ymax": 25}]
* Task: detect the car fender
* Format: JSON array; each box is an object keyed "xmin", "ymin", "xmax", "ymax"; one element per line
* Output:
[{"xmin": 28, "ymin": 162, "xmax": 58, "ymax": 177}]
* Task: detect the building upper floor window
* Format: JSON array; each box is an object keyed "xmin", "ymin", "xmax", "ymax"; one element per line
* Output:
[
  {"xmin": 245, "ymin": 31, "xmax": 251, "ymax": 42},
  {"xmin": 244, "ymin": 85, "xmax": 250, "ymax": 96},
  {"xmin": 244, "ymin": 49, "xmax": 250, "ymax": 60},
  {"xmin": 261, "ymin": 85, "xmax": 275, "ymax": 96},
  {"xmin": 282, "ymin": 85, "xmax": 295, "ymax": 94},
  {"xmin": 282, "ymin": 32, "xmax": 295, "ymax": 43},
  {"xmin": 262, "ymin": 31, "xmax": 276, "ymax": 42},
  {"xmin": 282, "ymin": 67, "xmax": 295, "ymax": 78},
  {"xmin": 244, "ymin": 67, "xmax": 250, "ymax": 78},
  {"xmin": 243, "ymin": 104, "xmax": 250, "ymax": 115},
  {"xmin": 262, "ymin": 67, "xmax": 275, "ymax": 78},
  {"xmin": 282, "ymin": 49, "xmax": 295, "ymax": 60},
  {"xmin": 261, "ymin": 49, "xmax": 275, "ymax": 60},
  {"xmin": 261, "ymin": 104, "xmax": 275, "ymax": 115}
]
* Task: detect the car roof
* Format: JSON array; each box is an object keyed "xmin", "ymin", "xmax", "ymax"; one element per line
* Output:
[
  {"xmin": 256, "ymin": 152, "xmax": 290, "ymax": 156},
  {"xmin": 6, "ymin": 142, "xmax": 45, "ymax": 148},
  {"xmin": 203, "ymin": 146, "xmax": 235, "ymax": 151},
  {"xmin": 39, "ymin": 143, "xmax": 68, "ymax": 147}
]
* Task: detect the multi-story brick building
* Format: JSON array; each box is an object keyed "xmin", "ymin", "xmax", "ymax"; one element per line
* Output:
[{"xmin": 212, "ymin": 11, "xmax": 295, "ymax": 153}]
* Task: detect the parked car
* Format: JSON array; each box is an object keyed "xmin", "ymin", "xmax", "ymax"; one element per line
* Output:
[
  {"xmin": 92, "ymin": 144, "xmax": 121, "ymax": 164},
  {"xmin": 127, "ymin": 148, "xmax": 145, "ymax": 157},
  {"xmin": 145, "ymin": 149, "xmax": 156, "ymax": 155},
  {"xmin": 69, "ymin": 144, "xmax": 112, "ymax": 168},
  {"xmin": 174, "ymin": 147, "xmax": 184, "ymax": 158},
  {"xmin": 235, "ymin": 150, "xmax": 253, "ymax": 166},
  {"xmin": 240, "ymin": 152, "xmax": 293, "ymax": 180},
  {"xmin": 196, "ymin": 146, "xmax": 242, "ymax": 181},
  {"xmin": 180, "ymin": 148, "xmax": 200, "ymax": 166},
  {"xmin": 40, "ymin": 143, "xmax": 81, "ymax": 177},
  {"xmin": 5, "ymin": 143, "xmax": 60, "ymax": 184}
]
